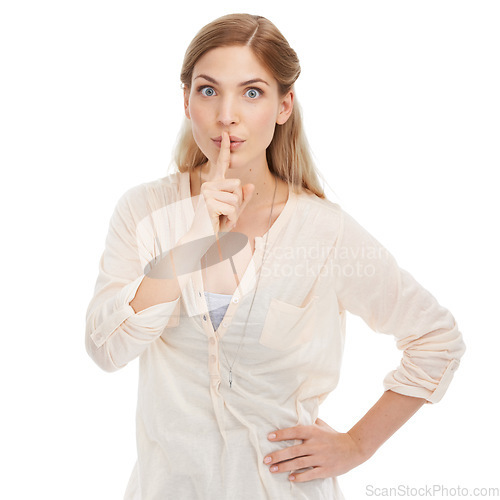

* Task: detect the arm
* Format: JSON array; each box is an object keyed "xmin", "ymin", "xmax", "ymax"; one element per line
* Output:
[
  {"xmin": 129, "ymin": 229, "xmax": 214, "ymax": 313},
  {"xmin": 262, "ymin": 207, "xmax": 465, "ymax": 482},
  {"xmin": 85, "ymin": 186, "xmax": 211, "ymax": 372},
  {"xmin": 333, "ymin": 209, "xmax": 466, "ymax": 404},
  {"xmin": 85, "ymin": 185, "xmax": 179, "ymax": 372},
  {"xmin": 347, "ymin": 389, "xmax": 425, "ymax": 461}
]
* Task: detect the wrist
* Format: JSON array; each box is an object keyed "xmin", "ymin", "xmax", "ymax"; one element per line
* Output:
[{"xmin": 346, "ymin": 429, "xmax": 377, "ymax": 462}]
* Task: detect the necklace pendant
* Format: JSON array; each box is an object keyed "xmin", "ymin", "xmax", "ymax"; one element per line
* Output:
[{"xmin": 229, "ymin": 368, "xmax": 233, "ymax": 389}]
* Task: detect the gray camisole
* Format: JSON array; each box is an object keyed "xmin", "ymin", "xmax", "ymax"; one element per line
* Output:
[{"xmin": 204, "ymin": 291, "xmax": 232, "ymax": 331}]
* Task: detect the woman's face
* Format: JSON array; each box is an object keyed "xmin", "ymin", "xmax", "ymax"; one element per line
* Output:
[{"xmin": 184, "ymin": 45, "xmax": 293, "ymax": 172}]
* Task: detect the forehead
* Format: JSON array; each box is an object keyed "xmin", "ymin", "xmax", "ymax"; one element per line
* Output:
[{"xmin": 193, "ymin": 45, "xmax": 275, "ymax": 86}]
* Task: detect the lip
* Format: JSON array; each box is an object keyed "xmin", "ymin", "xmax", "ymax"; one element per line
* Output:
[
  {"xmin": 212, "ymin": 139, "xmax": 244, "ymax": 150},
  {"xmin": 211, "ymin": 135, "xmax": 245, "ymax": 143}
]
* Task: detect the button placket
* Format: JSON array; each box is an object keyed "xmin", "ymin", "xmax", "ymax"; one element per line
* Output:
[
  {"xmin": 208, "ymin": 328, "xmax": 219, "ymax": 376},
  {"xmin": 221, "ymin": 291, "xmax": 241, "ymax": 331}
]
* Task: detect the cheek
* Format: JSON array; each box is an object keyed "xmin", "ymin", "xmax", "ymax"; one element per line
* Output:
[
  {"xmin": 188, "ymin": 105, "xmax": 210, "ymax": 144},
  {"xmin": 251, "ymin": 109, "xmax": 278, "ymax": 142},
  {"xmin": 252, "ymin": 107, "xmax": 276, "ymax": 126},
  {"xmin": 188, "ymin": 104, "xmax": 216, "ymax": 158},
  {"xmin": 189, "ymin": 104, "xmax": 208, "ymax": 129}
]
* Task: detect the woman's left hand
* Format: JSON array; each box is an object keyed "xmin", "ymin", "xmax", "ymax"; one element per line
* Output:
[{"xmin": 263, "ymin": 417, "xmax": 369, "ymax": 483}]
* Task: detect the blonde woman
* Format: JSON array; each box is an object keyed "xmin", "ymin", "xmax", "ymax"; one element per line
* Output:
[{"xmin": 85, "ymin": 13, "xmax": 466, "ymax": 500}]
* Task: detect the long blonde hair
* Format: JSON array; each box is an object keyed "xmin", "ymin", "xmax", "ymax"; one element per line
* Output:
[{"xmin": 172, "ymin": 13, "xmax": 326, "ymax": 199}]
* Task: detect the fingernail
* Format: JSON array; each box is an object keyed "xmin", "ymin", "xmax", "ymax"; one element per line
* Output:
[
  {"xmin": 289, "ymin": 475, "xmax": 295, "ymax": 481},
  {"xmin": 268, "ymin": 433, "xmax": 276, "ymax": 440},
  {"xmin": 264, "ymin": 456, "xmax": 271, "ymax": 464}
]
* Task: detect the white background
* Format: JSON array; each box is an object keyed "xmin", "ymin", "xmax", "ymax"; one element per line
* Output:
[{"xmin": 1, "ymin": 1, "xmax": 498, "ymax": 499}]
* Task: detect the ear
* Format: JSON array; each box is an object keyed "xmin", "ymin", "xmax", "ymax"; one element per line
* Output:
[
  {"xmin": 183, "ymin": 86, "xmax": 191, "ymax": 120},
  {"xmin": 276, "ymin": 90, "xmax": 294, "ymax": 125}
]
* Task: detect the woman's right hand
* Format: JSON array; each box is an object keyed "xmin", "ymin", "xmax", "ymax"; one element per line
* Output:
[{"xmin": 192, "ymin": 130, "xmax": 255, "ymax": 236}]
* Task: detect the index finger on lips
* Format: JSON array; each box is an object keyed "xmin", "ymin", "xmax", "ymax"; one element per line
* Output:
[{"xmin": 215, "ymin": 130, "xmax": 231, "ymax": 180}]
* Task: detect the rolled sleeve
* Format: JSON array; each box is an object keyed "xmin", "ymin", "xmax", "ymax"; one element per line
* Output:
[
  {"xmin": 85, "ymin": 185, "xmax": 180, "ymax": 373},
  {"xmin": 333, "ymin": 208, "xmax": 466, "ymax": 404}
]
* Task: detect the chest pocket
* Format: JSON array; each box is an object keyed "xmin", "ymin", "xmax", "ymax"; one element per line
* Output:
[{"xmin": 258, "ymin": 295, "xmax": 319, "ymax": 350}]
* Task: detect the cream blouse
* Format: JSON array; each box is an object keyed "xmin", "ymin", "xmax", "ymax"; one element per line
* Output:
[{"xmin": 85, "ymin": 170, "xmax": 466, "ymax": 500}]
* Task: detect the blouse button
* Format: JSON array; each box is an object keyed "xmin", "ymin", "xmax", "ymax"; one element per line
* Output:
[
  {"xmin": 232, "ymin": 297, "xmax": 239, "ymax": 304},
  {"xmin": 222, "ymin": 321, "xmax": 228, "ymax": 328},
  {"xmin": 210, "ymin": 355, "xmax": 217, "ymax": 363},
  {"xmin": 209, "ymin": 337, "xmax": 216, "ymax": 345}
]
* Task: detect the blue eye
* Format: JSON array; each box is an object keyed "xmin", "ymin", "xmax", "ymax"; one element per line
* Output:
[
  {"xmin": 245, "ymin": 88, "xmax": 262, "ymax": 99},
  {"xmin": 200, "ymin": 86, "xmax": 216, "ymax": 97}
]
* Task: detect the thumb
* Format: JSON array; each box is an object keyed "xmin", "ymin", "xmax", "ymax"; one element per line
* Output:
[{"xmin": 240, "ymin": 183, "xmax": 255, "ymax": 211}]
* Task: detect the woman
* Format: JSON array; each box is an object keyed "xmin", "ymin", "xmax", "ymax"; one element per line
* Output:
[{"xmin": 85, "ymin": 13, "xmax": 466, "ymax": 500}]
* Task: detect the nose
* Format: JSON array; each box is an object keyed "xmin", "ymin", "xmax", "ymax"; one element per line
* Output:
[{"xmin": 217, "ymin": 95, "xmax": 239, "ymax": 127}]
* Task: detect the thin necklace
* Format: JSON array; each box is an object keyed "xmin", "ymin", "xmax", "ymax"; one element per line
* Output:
[{"xmin": 199, "ymin": 166, "xmax": 278, "ymax": 388}]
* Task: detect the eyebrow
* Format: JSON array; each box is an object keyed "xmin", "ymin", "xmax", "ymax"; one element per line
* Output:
[{"xmin": 194, "ymin": 74, "xmax": 270, "ymax": 87}]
